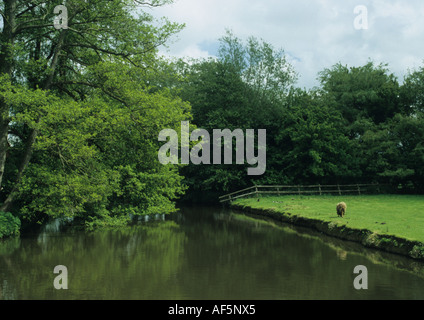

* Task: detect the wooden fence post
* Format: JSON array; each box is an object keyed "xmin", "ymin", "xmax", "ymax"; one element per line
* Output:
[
  {"xmin": 255, "ymin": 186, "xmax": 259, "ymax": 198},
  {"xmin": 337, "ymin": 184, "xmax": 341, "ymax": 196},
  {"xmin": 357, "ymin": 184, "xmax": 361, "ymax": 195},
  {"xmin": 319, "ymin": 184, "xmax": 322, "ymax": 196}
]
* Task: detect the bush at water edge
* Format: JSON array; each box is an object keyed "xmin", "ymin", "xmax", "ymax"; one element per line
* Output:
[{"xmin": 0, "ymin": 211, "xmax": 21, "ymax": 238}]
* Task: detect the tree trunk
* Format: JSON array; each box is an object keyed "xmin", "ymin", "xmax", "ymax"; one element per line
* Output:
[
  {"xmin": 0, "ymin": 128, "xmax": 38, "ymax": 212},
  {"xmin": 0, "ymin": 23, "xmax": 68, "ymax": 212},
  {"xmin": 0, "ymin": 0, "xmax": 16, "ymax": 194},
  {"xmin": 0, "ymin": 120, "xmax": 9, "ymax": 190}
]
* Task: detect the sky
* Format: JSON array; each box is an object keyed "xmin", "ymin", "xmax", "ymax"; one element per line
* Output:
[{"xmin": 150, "ymin": 0, "xmax": 424, "ymax": 89}]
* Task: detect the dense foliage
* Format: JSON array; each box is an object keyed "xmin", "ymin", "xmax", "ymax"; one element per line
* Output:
[
  {"xmin": 0, "ymin": 0, "xmax": 190, "ymax": 228},
  {"xmin": 0, "ymin": 211, "xmax": 20, "ymax": 238},
  {"xmin": 175, "ymin": 32, "xmax": 424, "ymax": 201}
]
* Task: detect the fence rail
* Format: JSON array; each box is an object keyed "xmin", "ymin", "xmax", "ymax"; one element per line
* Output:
[{"xmin": 219, "ymin": 183, "xmax": 382, "ymax": 203}]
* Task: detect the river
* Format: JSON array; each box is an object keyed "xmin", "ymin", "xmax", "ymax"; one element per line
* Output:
[{"xmin": 1, "ymin": 205, "xmax": 424, "ymax": 300}]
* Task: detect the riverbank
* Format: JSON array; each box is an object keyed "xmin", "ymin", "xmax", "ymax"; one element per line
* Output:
[{"xmin": 229, "ymin": 195, "xmax": 424, "ymax": 261}]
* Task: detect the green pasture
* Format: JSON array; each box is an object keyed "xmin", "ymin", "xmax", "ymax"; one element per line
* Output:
[{"xmin": 234, "ymin": 195, "xmax": 424, "ymax": 243}]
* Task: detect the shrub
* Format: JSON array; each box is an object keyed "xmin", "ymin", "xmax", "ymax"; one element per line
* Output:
[{"xmin": 0, "ymin": 211, "xmax": 21, "ymax": 238}]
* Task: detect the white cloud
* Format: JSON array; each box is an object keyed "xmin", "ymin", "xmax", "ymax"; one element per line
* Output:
[
  {"xmin": 169, "ymin": 44, "xmax": 211, "ymax": 60},
  {"xmin": 151, "ymin": 0, "xmax": 424, "ymax": 88}
]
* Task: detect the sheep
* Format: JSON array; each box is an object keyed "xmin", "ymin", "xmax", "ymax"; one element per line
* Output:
[{"xmin": 337, "ymin": 202, "xmax": 347, "ymax": 218}]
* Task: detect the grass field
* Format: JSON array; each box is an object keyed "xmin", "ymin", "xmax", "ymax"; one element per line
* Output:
[{"xmin": 234, "ymin": 195, "xmax": 424, "ymax": 243}]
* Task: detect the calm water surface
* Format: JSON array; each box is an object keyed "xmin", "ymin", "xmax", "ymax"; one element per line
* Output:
[{"xmin": 1, "ymin": 206, "xmax": 424, "ymax": 300}]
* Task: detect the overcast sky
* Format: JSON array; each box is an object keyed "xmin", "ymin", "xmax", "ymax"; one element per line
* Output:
[{"xmin": 150, "ymin": 0, "xmax": 424, "ymax": 89}]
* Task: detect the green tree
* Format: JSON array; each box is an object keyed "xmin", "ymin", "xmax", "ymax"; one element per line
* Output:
[
  {"xmin": 0, "ymin": 0, "xmax": 190, "ymax": 226},
  {"xmin": 318, "ymin": 61, "xmax": 405, "ymax": 185},
  {"xmin": 275, "ymin": 88, "xmax": 356, "ymax": 184},
  {"xmin": 177, "ymin": 59, "xmax": 252, "ymax": 201},
  {"xmin": 400, "ymin": 64, "xmax": 424, "ymax": 114},
  {"xmin": 319, "ymin": 62, "xmax": 401, "ymax": 129},
  {"xmin": 176, "ymin": 32, "xmax": 297, "ymax": 200},
  {"xmin": 219, "ymin": 30, "xmax": 297, "ymax": 107},
  {"xmin": 356, "ymin": 112, "xmax": 424, "ymax": 192},
  {"xmin": 395, "ymin": 65, "xmax": 424, "ymax": 191}
]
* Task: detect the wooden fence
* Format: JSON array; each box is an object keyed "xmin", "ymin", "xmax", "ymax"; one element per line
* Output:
[{"xmin": 219, "ymin": 183, "xmax": 381, "ymax": 203}]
